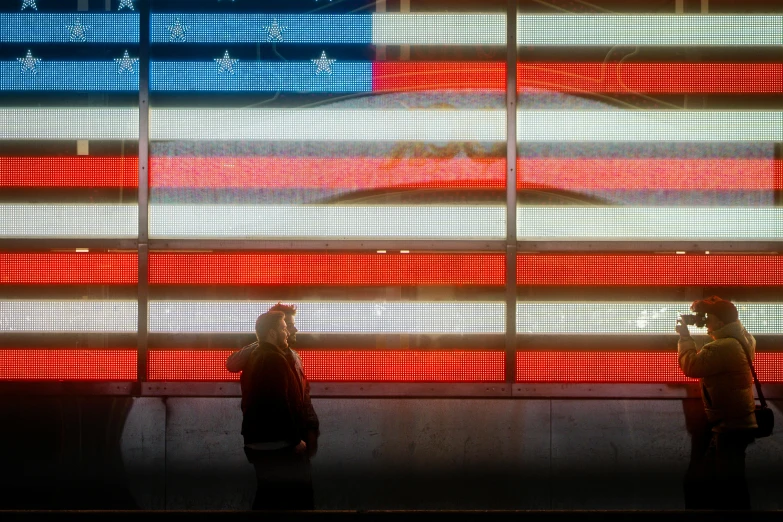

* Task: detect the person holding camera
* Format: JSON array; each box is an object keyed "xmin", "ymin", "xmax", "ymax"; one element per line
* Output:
[{"xmin": 676, "ymin": 296, "xmax": 757, "ymax": 510}]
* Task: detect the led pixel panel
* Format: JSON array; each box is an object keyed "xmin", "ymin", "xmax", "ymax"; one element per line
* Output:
[
  {"xmin": 149, "ymin": 109, "xmax": 505, "ymax": 141},
  {"xmin": 515, "ymin": 303, "xmax": 782, "ymax": 335},
  {"xmin": 148, "ymin": 301, "xmax": 505, "ymax": 335},
  {"xmin": 1, "ymin": 253, "xmax": 138, "ymax": 284},
  {"xmin": 516, "ymin": 111, "xmax": 783, "ymax": 142},
  {"xmin": 0, "ymin": 301, "xmax": 137, "ymax": 333},
  {"xmin": 518, "ymin": 63, "xmax": 783, "ymax": 94},
  {"xmin": 516, "ymin": 15, "xmax": 783, "ymax": 46},
  {"xmin": 516, "ymin": 208, "xmax": 783, "ymax": 240},
  {"xmin": 516, "ymin": 255, "xmax": 783, "ymax": 286},
  {"xmin": 0, "ymin": 205, "xmax": 138, "ymax": 238},
  {"xmin": 516, "ymin": 351, "xmax": 783, "ymax": 383},
  {"xmin": 0, "ymin": 13, "xmax": 140, "ymax": 43},
  {"xmin": 0, "ymin": 157, "xmax": 139, "ymax": 188},
  {"xmin": 147, "ymin": 349, "xmax": 505, "ymax": 382},
  {"xmin": 149, "ymin": 253, "xmax": 504, "ymax": 286},
  {"xmin": 0, "ymin": 109, "xmax": 138, "ymax": 140},
  {"xmin": 0, "ymin": 350, "xmax": 137, "ymax": 381},
  {"xmin": 149, "ymin": 205, "xmax": 505, "ymax": 239}
]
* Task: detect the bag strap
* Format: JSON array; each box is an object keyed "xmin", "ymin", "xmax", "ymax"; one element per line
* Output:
[{"xmin": 737, "ymin": 333, "xmax": 767, "ymax": 408}]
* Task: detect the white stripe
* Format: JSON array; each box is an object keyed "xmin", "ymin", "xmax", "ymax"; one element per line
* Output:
[
  {"xmin": 149, "ymin": 205, "xmax": 505, "ymax": 239},
  {"xmin": 0, "ymin": 109, "xmax": 137, "ymax": 140},
  {"xmin": 517, "ymin": 111, "xmax": 783, "ymax": 142},
  {"xmin": 516, "ymin": 303, "xmax": 781, "ymax": 335},
  {"xmin": 149, "ymin": 301, "xmax": 505, "ymax": 334},
  {"xmin": 517, "ymin": 208, "xmax": 783, "ymax": 240},
  {"xmin": 517, "ymin": 15, "xmax": 783, "ymax": 46},
  {"xmin": 0, "ymin": 301, "xmax": 137, "ymax": 332},
  {"xmin": 147, "ymin": 301, "xmax": 782, "ymax": 335},
  {"xmin": 372, "ymin": 13, "xmax": 505, "ymax": 45},
  {"xmin": 0, "ymin": 205, "xmax": 138, "ymax": 238},
  {"xmin": 3, "ymin": 109, "xmax": 781, "ymax": 142},
  {"xmin": 150, "ymin": 109, "xmax": 505, "ymax": 141}
]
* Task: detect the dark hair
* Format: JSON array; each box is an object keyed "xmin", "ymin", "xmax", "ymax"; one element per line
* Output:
[
  {"xmin": 269, "ymin": 302, "xmax": 297, "ymax": 316},
  {"xmin": 255, "ymin": 310, "xmax": 285, "ymax": 341}
]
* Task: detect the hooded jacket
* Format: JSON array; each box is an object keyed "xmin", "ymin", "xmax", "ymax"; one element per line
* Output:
[{"xmin": 678, "ymin": 320, "xmax": 758, "ymax": 432}]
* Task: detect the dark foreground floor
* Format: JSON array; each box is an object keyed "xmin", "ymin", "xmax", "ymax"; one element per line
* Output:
[{"xmin": 2, "ymin": 511, "xmax": 783, "ymax": 522}]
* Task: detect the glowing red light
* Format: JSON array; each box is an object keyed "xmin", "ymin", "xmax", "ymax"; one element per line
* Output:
[
  {"xmin": 0, "ymin": 253, "xmax": 138, "ymax": 284},
  {"xmin": 516, "ymin": 351, "xmax": 783, "ymax": 383},
  {"xmin": 149, "ymin": 253, "xmax": 504, "ymax": 285},
  {"xmin": 373, "ymin": 62, "xmax": 783, "ymax": 93},
  {"xmin": 0, "ymin": 157, "xmax": 138, "ymax": 187},
  {"xmin": 0, "ymin": 350, "xmax": 137, "ymax": 380},
  {"xmin": 518, "ymin": 63, "xmax": 783, "ymax": 94},
  {"xmin": 148, "ymin": 157, "xmax": 780, "ymax": 191},
  {"xmin": 516, "ymin": 255, "xmax": 783, "ymax": 286},
  {"xmin": 147, "ymin": 350, "xmax": 506, "ymax": 382}
]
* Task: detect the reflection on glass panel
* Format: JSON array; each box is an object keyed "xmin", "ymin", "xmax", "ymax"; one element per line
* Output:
[
  {"xmin": 516, "ymin": 1, "xmax": 783, "ymax": 241},
  {"xmin": 147, "ymin": 251, "xmax": 505, "ymax": 382},
  {"xmin": 149, "ymin": 0, "xmax": 506, "ymax": 239}
]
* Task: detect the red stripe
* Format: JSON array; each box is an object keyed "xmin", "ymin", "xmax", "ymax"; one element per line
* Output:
[
  {"xmin": 373, "ymin": 62, "xmax": 783, "ymax": 93},
  {"xmin": 518, "ymin": 63, "xmax": 783, "ymax": 94},
  {"xmin": 148, "ymin": 253, "xmax": 783, "ymax": 286},
  {"xmin": 0, "ymin": 350, "xmax": 137, "ymax": 381},
  {"xmin": 147, "ymin": 350, "xmax": 505, "ymax": 382},
  {"xmin": 0, "ymin": 157, "xmax": 138, "ymax": 188},
  {"xmin": 0, "ymin": 253, "xmax": 138, "ymax": 284},
  {"xmin": 150, "ymin": 253, "xmax": 503, "ymax": 285},
  {"xmin": 4, "ymin": 253, "xmax": 780, "ymax": 287},
  {"xmin": 516, "ymin": 255, "xmax": 783, "ymax": 286},
  {"xmin": 150, "ymin": 157, "xmax": 781, "ymax": 191},
  {"xmin": 516, "ymin": 351, "xmax": 783, "ymax": 383}
]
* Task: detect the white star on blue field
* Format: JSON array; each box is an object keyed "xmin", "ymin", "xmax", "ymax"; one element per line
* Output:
[
  {"xmin": 214, "ymin": 50, "xmax": 238, "ymax": 74},
  {"xmin": 311, "ymin": 51, "xmax": 336, "ymax": 75}
]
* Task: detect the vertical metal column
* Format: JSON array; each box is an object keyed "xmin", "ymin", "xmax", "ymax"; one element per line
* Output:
[
  {"xmin": 505, "ymin": 0, "xmax": 518, "ymax": 386},
  {"xmin": 137, "ymin": 2, "xmax": 150, "ymax": 384}
]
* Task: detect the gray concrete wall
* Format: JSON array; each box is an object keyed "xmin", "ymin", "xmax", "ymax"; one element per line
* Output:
[{"xmin": 116, "ymin": 397, "xmax": 783, "ymax": 510}]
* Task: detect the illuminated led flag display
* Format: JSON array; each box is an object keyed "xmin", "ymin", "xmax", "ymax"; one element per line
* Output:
[
  {"xmin": 1, "ymin": 253, "xmax": 138, "ymax": 284},
  {"xmin": 515, "ymin": 303, "xmax": 781, "ymax": 335},
  {"xmin": 516, "ymin": 255, "xmax": 783, "ymax": 286},
  {"xmin": 516, "ymin": 112, "xmax": 783, "ymax": 142},
  {"xmin": 149, "ymin": 205, "xmax": 505, "ymax": 239},
  {"xmin": 0, "ymin": 61, "xmax": 139, "ymax": 91},
  {"xmin": 145, "ymin": 14, "xmax": 782, "ymax": 46},
  {"xmin": 0, "ymin": 13, "xmax": 140, "ymax": 43},
  {"xmin": 149, "ymin": 109, "xmax": 505, "ymax": 141},
  {"xmin": 147, "ymin": 62, "xmax": 783, "ymax": 94},
  {"xmin": 516, "ymin": 352, "xmax": 783, "ymax": 383},
  {"xmin": 151, "ymin": 61, "xmax": 371, "ymax": 93},
  {"xmin": 0, "ymin": 109, "xmax": 137, "ymax": 140},
  {"xmin": 516, "ymin": 15, "xmax": 783, "ymax": 46},
  {"xmin": 0, "ymin": 205, "xmax": 137, "ymax": 238},
  {"xmin": 517, "ymin": 208, "xmax": 783, "ymax": 240},
  {"xmin": 0, "ymin": 301, "xmax": 137, "ymax": 332},
  {"xmin": 1, "ymin": 157, "xmax": 139, "ymax": 188},
  {"xmin": 147, "ymin": 350, "xmax": 506, "ymax": 382},
  {"xmin": 144, "ymin": 253, "xmax": 783, "ymax": 287},
  {"xmin": 147, "ymin": 157, "xmax": 780, "ymax": 191},
  {"xmin": 149, "ymin": 253, "xmax": 504, "ymax": 286},
  {"xmin": 149, "ymin": 301, "xmax": 505, "ymax": 334},
  {"xmin": 146, "ymin": 301, "xmax": 782, "ymax": 336},
  {"xmin": 149, "ymin": 13, "xmax": 504, "ymax": 45},
  {"xmin": 5, "ymin": 109, "xmax": 781, "ymax": 142},
  {"xmin": 0, "ymin": 350, "xmax": 137, "ymax": 381}
]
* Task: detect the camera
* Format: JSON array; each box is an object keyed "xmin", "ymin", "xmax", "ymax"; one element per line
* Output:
[{"xmin": 679, "ymin": 312, "xmax": 707, "ymax": 327}]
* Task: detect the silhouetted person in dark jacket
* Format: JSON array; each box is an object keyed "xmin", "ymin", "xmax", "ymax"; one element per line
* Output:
[{"xmin": 240, "ymin": 310, "xmax": 314, "ymax": 510}]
